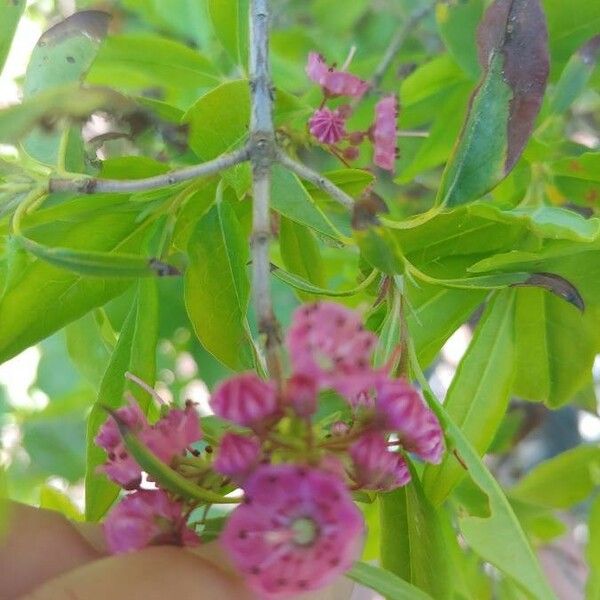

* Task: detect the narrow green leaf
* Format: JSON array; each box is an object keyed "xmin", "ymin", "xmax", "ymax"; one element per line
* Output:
[
  {"xmin": 549, "ymin": 35, "xmax": 600, "ymax": 115},
  {"xmin": 511, "ymin": 445, "xmax": 600, "ymax": 509},
  {"xmin": 208, "ymin": 0, "xmax": 249, "ymax": 69},
  {"xmin": 423, "ymin": 290, "xmax": 515, "ymax": 504},
  {"xmin": 438, "ymin": 0, "xmax": 549, "ymax": 206},
  {"xmin": 271, "ymin": 266, "xmax": 376, "ymax": 298},
  {"xmin": 348, "ymin": 562, "xmax": 434, "ymax": 600},
  {"xmin": 380, "ymin": 475, "xmax": 453, "ymax": 599},
  {"xmin": 586, "ymin": 495, "xmax": 600, "ymax": 600},
  {"xmin": 0, "ymin": 0, "xmax": 25, "ymax": 75},
  {"xmin": 279, "ymin": 217, "xmax": 324, "ymax": 301},
  {"xmin": 421, "ymin": 393, "xmax": 557, "ymax": 600},
  {"xmin": 113, "ymin": 416, "xmax": 237, "ymax": 505},
  {"xmin": 184, "ymin": 200, "xmax": 254, "ymax": 371},
  {"xmin": 85, "ymin": 280, "xmax": 158, "ymax": 521}
]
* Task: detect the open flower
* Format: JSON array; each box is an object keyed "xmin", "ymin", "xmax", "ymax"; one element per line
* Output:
[
  {"xmin": 104, "ymin": 489, "xmax": 199, "ymax": 554},
  {"xmin": 210, "ymin": 372, "xmax": 279, "ymax": 430},
  {"xmin": 306, "ymin": 52, "xmax": 369, "ymax": 98},
  {"xmin": 375, "ymin": 378, "xmax": 444, "ymax": 464},
  {"xmin": 309, "ymin": 107, "xmax": 347, "ymax": 144},
  {"xmin": 222, "ymin": 464, "xmax": 364, "ymax": 599},
  {"xmin": 372, "ymin": 95, "xmax": 398, "ymax": 171}
]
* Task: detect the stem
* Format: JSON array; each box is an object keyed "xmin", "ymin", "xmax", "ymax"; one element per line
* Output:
[
  {"xmin": 48, "ymin": 146, "xmax": 250, "ymax": 194},
  {"xmin": 366, "ymin": 3, "xmax": 434, "ymax": 95},
  {"xmin": 276, "ymin": 149, "xmax": 354, "ymax": 210},
  {"xmin": 249, "ymin": 0, "xmax": 282, "ymax": 380}
]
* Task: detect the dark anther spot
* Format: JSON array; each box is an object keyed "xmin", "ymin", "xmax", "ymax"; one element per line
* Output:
[
  {"xmin": 335, "ymin": 316, "xmax": 346, "ymax": 326},
  {"xmin": 276, "ymin": 578, "xmax": 287, "ymax": 587},
  {"xmin": 238, "ymin": 530, "xmax": 248, "ymax": 539},
  {"xmin": 250, "ymin": 566, "xmax": 261, "ymax": 575},
  {"xmin": 268, "ymin": 475, "xmax": 278, "ymax": 483},
  {"xmin": 330, "ymin": 558, "xmax": 340, "ymax": 567},
  {"xmin": 66, "ymin": 56, "xmax": 76, "ymax": 63},
  {"xmin": 298, "ymin": 580, "xmax": 308, "ymax": 589}
]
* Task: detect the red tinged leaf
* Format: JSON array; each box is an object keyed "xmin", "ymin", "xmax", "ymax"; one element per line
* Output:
[
  {"xmin": 438, "ymin": 0, "xmax": 550, "ymax": 206},
  {"xmin": 477, "ymin": 0, "xmax": 549, "ymax": 171}
]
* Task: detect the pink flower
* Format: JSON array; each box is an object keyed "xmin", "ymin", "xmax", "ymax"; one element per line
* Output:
[
  {"xmin": 285, "ymin": 373, "xmax": 318, "ymax": 417},
  {"xmin": 375, "ymin": 378, "xmax": 444, "ymax": 464},
  {"xmin": 286, "ymin": 302, "xmax": 378, "ymax": 398},
  {"xmin": 350, "ymin": 432, "xmax": 411, "ymax": 491},
  {"xmin": 306, "ymin": 51, "xmax": 369, "ymax": 98},
  {"xmin": 210, "ymin": 373, "xmax": 279, "ymax": 430},
  {"xmin": 222, "ymin": 464, "xmax": 364, "ymax": 599},
  {"xmin": 144, "ymin": 401, "xmax": 202, "ymax": 465},
  {"xmin": 214, "ymin": 433, "xmax": 261, "ymax": 483},
  {"xmin": 95, "ymin": 400, "xmax": 148, "ymax": 489},
  {"xmin": 104, "ymin": 489, "xmax": 199, "ymax": 554},
  {"xmin": 309, "ymin": 107, "xmax": 347, "ymax": 145},
  {"xmin": 372, "ymin": 95, "xmax": 398, "ymax": 172}
]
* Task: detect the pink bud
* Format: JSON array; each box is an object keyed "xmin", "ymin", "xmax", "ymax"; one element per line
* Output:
[
  {"xmin": 305, "ymin": 51, "xmax": 369, "ymax": 99},
  {"xmin": 210, "ymin": 372, "xmax": 279, "ymax": 430},
  {"xmin": 350, "ymin": 432, "xmax": 411, "ymax": 491},
  {"xmin": 214, "ymin": 433, "xmax": 261, "ymax": 483},
  {"xmin": 309, "ymin": 107, "xmax": 347, "ymax": 145},
  {"xmin": 373, "ymin": 95, "xmax": 399, "ymax": 172},
  {"xmin": 375, "ymin": 378, "xmax": 444, "ymax": 464},
  {"xmin": 330, "ymin": 421, "xmax": 350, "ymax": 436},
  {"xmin": 143, "ymin": 401, "xmax": 202, "ymax": 465},
  {"xmin": 95, "ymin": 399, "xmax": 149, "ymax": 489},
  {"xmin": 343, "ymin": 146, "xmax": 360, "ymax": 161},
  {"xmin": 104, "ymin": 489, "xmax": 199, "ymax": 554},
  {"xmin": 285, "ymin": 373, "xmax": 318, "ymax": 417}
]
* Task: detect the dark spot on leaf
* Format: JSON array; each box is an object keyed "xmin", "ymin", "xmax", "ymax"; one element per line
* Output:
[
  {"xmin": 66, "ymin": 55, "xmax": 75, "ymax": 63},
  {"xmin": 148, "ymin": 258, "xmax": 180, "ymax": 277},
  {"xmin": 511, "ymin": 272, "xmax": 585, "ymax": 312},
  {"xmin": 352, "ymin": 190, "xmax": 389, "ymax": 230}
]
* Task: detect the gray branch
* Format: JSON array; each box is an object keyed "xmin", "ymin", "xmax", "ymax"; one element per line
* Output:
[
  {"xmin": 276, "ymin": 149, "xmax": 354, "ymax": 210},
  {"xmin": 249, "ymin": 0, "xmax": 281, "ymax": 379},
  {"xmin": 48, "ymin": 146, "xmax": 250, "ymax": 194}
]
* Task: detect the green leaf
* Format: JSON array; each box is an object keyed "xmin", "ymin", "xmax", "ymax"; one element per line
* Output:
[
  {"xmin": 510, "ymin": 445, "xmax": 600, "ymax": 509},
  {"xmin": 586, "ymin": 494, "xmax": 600, "ymax": 600},
  {"xmin": 87, "ymin": 34, "xmax": 221, "ymax": 109},
  {"xmin": 0, "ymin": 84, "xmax": 132, "ymax": 145},
  {"xmin": 16, "ymin": 233, "xmax": 179, "ymax": 278},
  {"xmin": 542, "ymin": 0, "xmax": 600, "ymax": 78},
  {"xmin": 423, "ymin": 290, "xmax": 515, "ymax": 505},
  {"xmin": 271, "ymin": 165, "xmax": 343, "ymax": 241},
  {"xmin": 347, "ymin": 562, "xmax": 434, "ymax": 600},
  {"xmin": 438, "ymin": 0, "xmax": 549, "ymax": 207},
  {"xmin": 548, "ymin": 35, "xmax": 600, "ymax": 115},
  {"xmin": 184, "ymin": 199, "xmax": 254, "ymax": 371},
  {"xmin": 0, "ymin": 202, "xmax": 147, "ymax": 365},
  {"xmin": 380, "ymin": 475, "xmax": 453, "ymax": 600},
  {"xmin": 435, "ymin": 0, "xmax": 483, "ymax": 79},
  {"xmin": 422, "ymin": 394, "xmax": 557, "ymax": 600},
  {"xmin": 40, "ymin": 485, "xmax": 83, "ymax": 521},
  {"xmin": 208, "ymin": 0, "xmax": 249, "ymax": 69},
  {"xmin": 85, "ymin": 279, "xmax": 158, "ymax": 521},
  {"xmin": 22, "ymin": 10, "xmax": 110, "ymax": 166},
  {"xmin": 0, "ymin": 0, "xmax": 25, "ymax": 75}
]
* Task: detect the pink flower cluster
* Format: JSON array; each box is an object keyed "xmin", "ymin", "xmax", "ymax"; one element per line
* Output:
[
  {"xmin": 305, "ymin": 52, "xmax": 399, "ymax": 172},
  {"xmin": 96, "ymin": 302, "xmax": 444, "ymax": 599},
  {"xmin": 96, "ymin": 400, "xmax": 202, "ymax": 553}
]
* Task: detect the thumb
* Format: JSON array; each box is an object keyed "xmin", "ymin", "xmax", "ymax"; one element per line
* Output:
[{"xmin": 19, "ymin": 546, "xmax": 256, "ymax": 600}]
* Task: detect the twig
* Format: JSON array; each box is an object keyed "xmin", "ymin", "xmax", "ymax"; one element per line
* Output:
[
  {"xmin": 275, "ymin": 149, "xmax": 354, "ymax": 210},
  {"xmin": 367, "ymin": 3, "xmax": 434, "ymax": 95},
  {"xmin": 249, "ymin": 0, "xmax": 282, "ymax": 380},
  {"xmin": 48, "ymin": 146, "xmax": 250, "ymax": 194}
]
